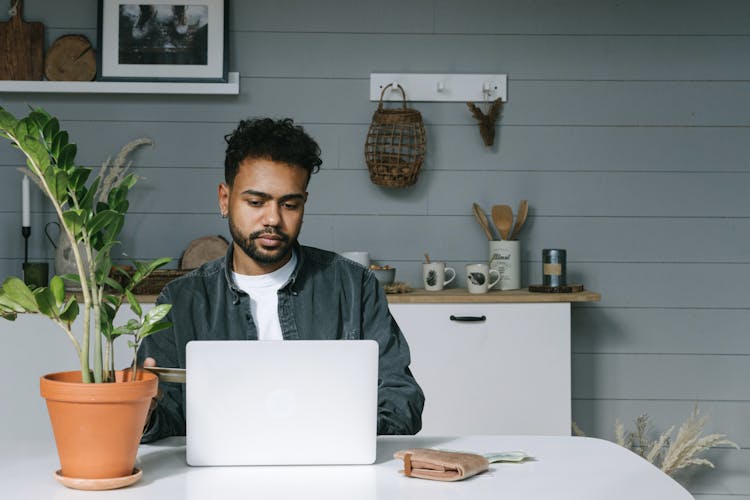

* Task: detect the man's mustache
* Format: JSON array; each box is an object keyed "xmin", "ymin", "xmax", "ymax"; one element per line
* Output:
[{"xmin": 249, "ymin": 227, "xmax": 289, "ymax": 241}]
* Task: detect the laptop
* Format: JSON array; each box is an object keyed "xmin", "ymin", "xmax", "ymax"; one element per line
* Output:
[{"xmin": 185, "ymin": 339, "xmax": 379, "ymax": 466}]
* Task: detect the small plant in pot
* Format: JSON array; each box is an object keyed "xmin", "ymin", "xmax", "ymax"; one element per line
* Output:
[{"xmin": 0, "ymin": 106, "xmax": 172, "ymax": 490}]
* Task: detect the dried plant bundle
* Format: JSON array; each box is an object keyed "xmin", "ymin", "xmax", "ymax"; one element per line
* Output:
[
  {"xmin": 97, "ymin": 138, "xmax": 153, "ymax": 203},
  {"xmin": 574, "ymin": 405, "xmax": 739, "ymax": 479}
]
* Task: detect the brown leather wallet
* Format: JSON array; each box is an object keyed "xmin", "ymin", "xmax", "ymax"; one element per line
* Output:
[{"xmin": 394, "ymin": 448, "xmax": 490, "ymax": 481}]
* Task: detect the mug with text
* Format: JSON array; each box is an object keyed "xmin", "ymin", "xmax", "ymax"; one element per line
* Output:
[
  {"xmin": 422, "ymin": 262, "xmax": 456, "ymax": 291},
  {"xmin": 466, "ymin": 263, "xmax": 500, "ymax": 294}
]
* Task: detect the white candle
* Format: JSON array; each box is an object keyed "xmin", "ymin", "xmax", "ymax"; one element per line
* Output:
[{"xmin": 22, "ymin": 175, "xmax": 30, "ymax": 227}]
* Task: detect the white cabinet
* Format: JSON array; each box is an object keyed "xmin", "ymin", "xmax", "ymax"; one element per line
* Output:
[{"xmin": 389, "ymin": 302, "xmax": 571, "ymax": 436}]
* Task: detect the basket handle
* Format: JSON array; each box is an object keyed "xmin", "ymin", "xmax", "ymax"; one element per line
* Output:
[{"xmin": 378, "ymin": 84, "xmax": 407, "ymax": 110}]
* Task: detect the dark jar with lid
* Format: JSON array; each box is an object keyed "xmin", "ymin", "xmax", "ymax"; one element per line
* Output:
[{"xmin": 542, "ymin": 249, "xmax": 566, "ymax": 287}]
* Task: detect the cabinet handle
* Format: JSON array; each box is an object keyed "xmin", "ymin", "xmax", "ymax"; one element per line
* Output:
[{"xmin": 449, "ymin": 315, "xmax": 486, "ymax": 322}]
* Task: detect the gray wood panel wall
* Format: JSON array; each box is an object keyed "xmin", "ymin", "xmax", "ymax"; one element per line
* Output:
[{"xmin": 1, "ymin": 1, "xmax": 748, "ymax": 496}]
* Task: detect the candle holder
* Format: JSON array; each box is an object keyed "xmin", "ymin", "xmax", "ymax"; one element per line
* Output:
[{"xmin": 22, "ymin": 225, "xmax": 31, "ymax": 263}]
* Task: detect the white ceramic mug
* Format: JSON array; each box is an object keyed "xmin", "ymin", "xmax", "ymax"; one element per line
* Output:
[
  {"xmin": 422, "ymin": 262, "xmax": 456, "ymax": 291},
  {"xmin": 466, "ymin": 263, "xmax": 500, "ymax": 294},
  {"xmin": 488, "ymin": 240, "xmax": 521, "ymax": 290},
  {"xmin": 339, "ymin": 251, "xmax": 370, "ymax": 268}
]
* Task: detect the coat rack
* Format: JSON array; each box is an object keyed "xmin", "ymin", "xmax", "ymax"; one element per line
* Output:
[{"xmin": 369, "ymin": 73, "xmax": 507, "ymax": 102}]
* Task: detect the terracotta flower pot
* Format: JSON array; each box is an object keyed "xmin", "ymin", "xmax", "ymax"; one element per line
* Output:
[{"xmin": 39, "ymin": 369, "xmax": 157, "ymax": 484}]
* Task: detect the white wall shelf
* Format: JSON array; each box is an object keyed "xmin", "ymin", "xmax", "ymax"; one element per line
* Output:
[
  {"xmin": 0, "ymin": 72, "xmax": 240, "ymax": 95},
  {"xmin": 370, "ymin": 73, "xmax": 507, "ymax": 102}
]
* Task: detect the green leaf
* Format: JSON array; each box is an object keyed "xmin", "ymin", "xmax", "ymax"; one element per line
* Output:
[
  {"xmin": 21, "ymin": 138, "xmax": 51, "ymax": 174},
  {"xmin": 14, "ymin": 118, "xmax": 37, "ymax": 143},
  {"xmin": 51, "ymin": 130, "xmax": 69, "ymax": 158},
  {"xmin": 137, "ymin": 321, "xmax": 171, "ymax": 340},
  {"xmin": 59, "ymin": 297, "xmax": 79, "ymax": 323},
  {"xmin": 0, "ymin": 107, "xmax": 17, "ymax": 132},
  {"xmin": 57, "ymin": 143, "xmax": 77, "ymax": 170},
  {"xmin": 0, "ymin": 292, "xmax": 26, "ymax": 314},
  {"xmin": 27, "ymin": 109, "xmax": 51, "ymax": 131},
  {"xmin": 143, "ymin": 303, "xmax": 171, "ymax": 326},
  {"xmin": 33, "ymin": 287, "xmax": 56, "ymax": 317},
  {"xmin": 49, "ymin": 275, "xmax": 65, "ymax": 306},
  {"xmin": 121, "ymin": 173, "xmax": 139, "ymax": 190},
  {"xmin": 146, "ymin": 257, "xmax": 172, "ymax": 273},
  {"xmin": 68, "ymin": 167, "xmax": 92, "ymax": 192},
  {"xmin": 42, "ymin": 117, "xmax": 60, "ymax": 145},
  {"xmin": 102, "ymin": 277, "xmax": 124, "ymax": 294},
  {"xmin": 61, "ymin": 273, "xmax": 80, "ymax": 284},
  {"xmin": 45, "ymin": 169, "xmax": 69, "ymax": 204},
  {"xmin": 62, "ymin": 209, "xmax": 84, "ymax": 237},
  {"xmin": 78, "ymin": 175, "xmax": 99, "ymax": 211},
  {"xmin": 88, "ymin": 209, "xmax": 120, "ymax": 238},
  {"xmin": 113, "ymin": 318, "xmax": 141, "ymax": 338},
  {"xmin": 1, "ymin": 277, "xmax": 39, "ymax": 312},
  {"xmin": 125, "ymin": 289, "xmax": 142, "ymax": 317}
]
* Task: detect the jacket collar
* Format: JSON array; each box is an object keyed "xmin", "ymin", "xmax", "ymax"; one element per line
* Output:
[{"xmin": 223, "ymin": 242, "xmax": 304, "ymax": 302}]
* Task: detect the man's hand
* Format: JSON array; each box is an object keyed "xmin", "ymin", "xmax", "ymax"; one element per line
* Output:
[{"xmin": 144, "ymin": 357, "xmax": 157, "ymax": 369}]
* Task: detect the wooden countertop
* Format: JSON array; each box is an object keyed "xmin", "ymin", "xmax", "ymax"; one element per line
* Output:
[
  {"xmin": 133, "ymin": 288, "xmax": 600, "ymax": 304},
  {"xmin": 386, "ymin": 287, "xmax": 600, "ymax": 303}
]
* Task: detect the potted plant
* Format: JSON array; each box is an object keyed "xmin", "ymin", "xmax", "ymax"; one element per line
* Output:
[{"xmin": 0, "ymin": 106, "xmax": 172, "ymax": 490}]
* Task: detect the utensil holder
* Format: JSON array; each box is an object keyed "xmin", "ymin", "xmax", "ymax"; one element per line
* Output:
[{"xmin": 488, "ymin": 240, "xmax": 520, "ymax": 290}]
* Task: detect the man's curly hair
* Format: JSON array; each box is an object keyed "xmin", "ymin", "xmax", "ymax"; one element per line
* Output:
[{"xmin": 224, "ymin": 118, "xmax": 322, "ymax": 186}]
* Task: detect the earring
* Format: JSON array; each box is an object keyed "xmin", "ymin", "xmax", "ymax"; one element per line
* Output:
[{"xmin": 220, "ymin": 212, "xmax": 228, "ymax": 219}]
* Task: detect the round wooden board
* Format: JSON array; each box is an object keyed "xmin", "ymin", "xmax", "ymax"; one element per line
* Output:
[
  {"xmin": 44, "ymin": 34, "xmax": 96, "ymax": 82},
  {"xmin": 180, "ymin": 235, "xmax": 229, "ymax": 270}
]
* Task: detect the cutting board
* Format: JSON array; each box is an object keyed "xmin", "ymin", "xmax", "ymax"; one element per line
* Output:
[{"xmin": 0, "ymin": 0, "xmax": 44, "ymax": 80}]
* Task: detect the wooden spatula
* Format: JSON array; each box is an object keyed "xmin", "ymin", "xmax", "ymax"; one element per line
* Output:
[
  {"xmin": 509, "ymin": 199, "xmax": 528, "ymax": 240},
  {"xmin": 472, "ymin": 202, "xmax": 495, "ymax": 240},
  {"xmin": 0, "ymin": 0, "xmax": 44, "ymax": 80},
  {"xmin": 491, "ymin": 204, "xmax": 513, "ymax": 240}
]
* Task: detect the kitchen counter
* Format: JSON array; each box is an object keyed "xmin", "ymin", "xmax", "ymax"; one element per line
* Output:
[
  {"xmin": 133, "ymin": 287, "xmax": 600, "ymax": 304},
  {"xmin": 385, "ymin": 287, "xmax": 600, "ymax": 303}
]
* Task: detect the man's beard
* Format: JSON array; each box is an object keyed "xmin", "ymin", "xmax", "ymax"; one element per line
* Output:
[{"xmin": 228, "ymin": 217, "xmax": 294, "ymax": 264}]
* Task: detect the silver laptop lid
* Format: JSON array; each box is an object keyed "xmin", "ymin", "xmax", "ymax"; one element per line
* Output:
[{"xmin": 186, "ymin": 339, "xmax": 378, "ymax": 466}]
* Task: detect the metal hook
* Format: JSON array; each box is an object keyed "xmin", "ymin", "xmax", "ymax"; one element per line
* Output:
[{"xmin": 44, "ymin": 221, "xmax": 60, "ymax": 249}]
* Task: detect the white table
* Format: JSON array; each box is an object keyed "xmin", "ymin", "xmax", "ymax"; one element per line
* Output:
[{"xmin": 2, "ymin": 435, "xmax": 692, "ymax": 499}]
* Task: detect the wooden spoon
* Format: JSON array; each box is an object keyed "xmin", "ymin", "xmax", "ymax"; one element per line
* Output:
[
  {"xmin": 509, "ymin": 199, "xmax": 528, "ymax": 240},
  {"xmin": 472, "ymin": 203, "xmax": 494, "ymax": 240},
  {"xmin": 491, "ymin": 204, "xmax": 513, "ymax": 240}
]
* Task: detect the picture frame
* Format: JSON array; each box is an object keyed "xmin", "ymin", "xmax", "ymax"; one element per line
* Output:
[{"xmin": 97, "ymin": 0, "xmax": 228, "ymax": 82}]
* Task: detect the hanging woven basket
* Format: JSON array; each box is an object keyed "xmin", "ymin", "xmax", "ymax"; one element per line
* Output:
[{"xmin": 364, "ymin": 84, "xmax": 426, "ymax": 188}]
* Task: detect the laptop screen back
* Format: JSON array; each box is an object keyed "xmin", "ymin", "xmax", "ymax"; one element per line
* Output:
[{"xmin": 186, "ymin": 339, "xmax": 378, "ymax": 466}]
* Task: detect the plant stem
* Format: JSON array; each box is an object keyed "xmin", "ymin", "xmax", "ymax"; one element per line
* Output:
[{"xmin": 10, "ymin": 133, "xmax": 93, "ymax": 381}]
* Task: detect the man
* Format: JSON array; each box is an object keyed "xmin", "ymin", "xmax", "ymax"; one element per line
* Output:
[{"xmin": 139, "ymin": 117, "xmax": 424, "ymax": 442}]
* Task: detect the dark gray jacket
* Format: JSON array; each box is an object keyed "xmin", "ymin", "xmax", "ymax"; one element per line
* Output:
[{"xmin": 139, "ymin": 244, "xmax": 424, "ymax": 442}]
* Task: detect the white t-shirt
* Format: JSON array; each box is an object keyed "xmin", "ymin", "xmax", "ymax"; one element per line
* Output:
[{"xmin": 232, "ymin": 251, "xmax": 297, "ymax": 341}]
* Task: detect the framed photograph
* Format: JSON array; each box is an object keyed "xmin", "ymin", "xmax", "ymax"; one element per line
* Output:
[{"xmin": 97, "ymin": 0, "xmax": 228, "ymax": 82}]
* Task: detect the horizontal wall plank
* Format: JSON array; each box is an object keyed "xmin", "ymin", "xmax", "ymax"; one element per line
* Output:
[
  {"xmin": 8, "ymin": 169, "xmax": 750, "ymax": 218},
  {"xmin": 5, "ymin": 123, "xmax": 750, "ymax": 178},
  {"xmin": 27, "ymin": 0, "xmax": 750, "ymax": 36},
  {"xmin": 427, "ymin": 170, "xmax": 750, "ymax": 217},
  {"xmin": 97, "ymin": 215, "xmax": 750, "ymax": 264},
  {"xmin": 231, "ymin": 32, "xmax": 750, "ymax": 80},
  {"xmin": 435, "ymin": 0, "xmax": 750, "ymax": 35},
  {"xmin": 572, "ymin": 353, "xmax": 750, "ymax": 400},
  {"xmin": 573, "ymin": 308, "xmax": 750, "ymax": 355},
  {"xmin": 4, "ymin": 123, "xmax": 749, "ymax": 174},
  {"xmin": 3, "ymin": 80, "xmax": 749, "ymax": 126}
]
